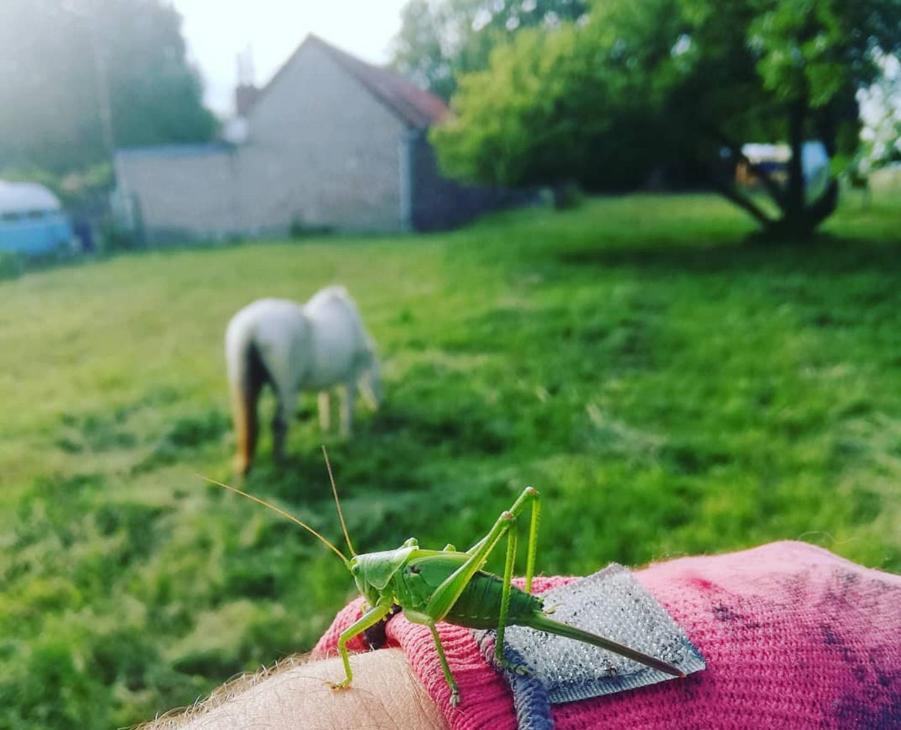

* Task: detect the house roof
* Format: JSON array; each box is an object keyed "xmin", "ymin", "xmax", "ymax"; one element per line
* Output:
[
  {"xmin": 257, "ymin": 34, "xmax": 449, "ymax": 130},
  {"xmin": 113, "ymin": 37, "xmax": 449, "ymax": 160}
]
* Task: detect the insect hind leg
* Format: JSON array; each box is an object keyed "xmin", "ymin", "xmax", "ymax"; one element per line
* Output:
[
  {"xmin": 465, "ymin": 486, "xmax": 541, "ymax": 593},
  {"xmin": 427, "ymin": 486, "xmax": 541, "ymax": 628},
  {"xmin": 495, "ymin": 511, "xmax": 518, "ymax": 664}
]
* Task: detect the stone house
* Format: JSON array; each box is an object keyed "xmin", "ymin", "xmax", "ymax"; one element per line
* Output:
[{"xmin": 114, "ymin": 35, "xmax": 519, "ymax": 240}]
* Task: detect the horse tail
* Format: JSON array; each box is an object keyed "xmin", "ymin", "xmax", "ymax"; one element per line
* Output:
[{"xmin": 225, "ymin": 317, "xmax": 267, "ymax": 475}]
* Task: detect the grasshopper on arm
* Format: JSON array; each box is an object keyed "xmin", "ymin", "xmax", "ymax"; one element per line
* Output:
[{"xmin": 206, "ymin": 449, "xmax": 683, "ymax": 706}]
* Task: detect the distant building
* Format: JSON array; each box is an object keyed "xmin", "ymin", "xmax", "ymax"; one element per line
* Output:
[
  {"xmin": 114, "ymin": 35, "xmax": 521, "ymax": 241},
  {"xmin": 0, "ymin": 180, "xmax": 72, "ymax": 255}
]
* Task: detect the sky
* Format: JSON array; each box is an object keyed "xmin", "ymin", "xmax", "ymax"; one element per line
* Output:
[{"xmin": 171, "ymin": 0, "xmax": 410, "ymax": 116}]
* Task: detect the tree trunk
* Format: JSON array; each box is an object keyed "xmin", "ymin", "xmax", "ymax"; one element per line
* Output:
[
  {"xmin": 780, "ymin": 97, "xmax": 808, "ymax": 234},
  {"xmin": 709, "ymin": 97, "xmax": 842, "ymax": 240},
  {"xmin": 762, "ymin": 95, "xmax": 839, "ymax": 239}
]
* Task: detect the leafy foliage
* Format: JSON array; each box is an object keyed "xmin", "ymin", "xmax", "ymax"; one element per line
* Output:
[
  {"xmin": 432, "ymin": 18, "xmax": 678, "ymax": 191},
  {"xmin": 0, "ymin": 0, "xmax": 216, "ymax": 174},
  {"xmin": 433, "ymin": 0, "xmax": 901, "ymax": 233},
  {"xmin": 393, "ymin": 0, "xmax": 588, "ymax": 100}
]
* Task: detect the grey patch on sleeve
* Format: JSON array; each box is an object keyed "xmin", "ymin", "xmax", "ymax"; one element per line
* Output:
[{"xmin": 478, "ymin": 564, "xmax": 705, "ymax": 718}]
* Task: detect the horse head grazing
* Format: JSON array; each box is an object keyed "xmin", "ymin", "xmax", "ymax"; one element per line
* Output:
[{"xmin": 358, "ymin": 341, "xmax": 382, "ymax": 411}]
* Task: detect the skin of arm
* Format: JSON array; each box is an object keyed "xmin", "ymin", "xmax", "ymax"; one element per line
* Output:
[{"xmin": 143, "ymin": 649, "xmax": 447, "ymax": 730}]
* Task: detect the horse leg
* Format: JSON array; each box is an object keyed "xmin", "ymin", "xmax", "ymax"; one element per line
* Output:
[
  {"xmin": 340, "ymin": 381, "xmax": 356, "ymax": 438},
  {"xmin": 318, "ymin": 390, "xmax": 332, "ymax": 432},
  {"xmin": 272, "ymin": 386, "xmax": 297, "ymax": 464}
]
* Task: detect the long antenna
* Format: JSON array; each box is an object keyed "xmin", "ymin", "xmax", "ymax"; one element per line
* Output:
[
  {"xmin": 200, "ymin": 475, "xmax": 349, "ymax": 565},
  {"xmin": 321, "ymin": 445, "xmax": 356, "ymax": 557}
]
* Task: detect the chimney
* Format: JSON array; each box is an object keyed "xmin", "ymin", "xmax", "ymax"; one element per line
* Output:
[
  {"xmin": 234, "ymin": 46, "xmax": 258, "ymax": 117},
  {"xmin": 235, "ymin": 83, "xmax": 259, "ymax": 117}
]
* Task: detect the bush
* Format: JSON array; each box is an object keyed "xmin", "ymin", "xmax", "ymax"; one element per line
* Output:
[
  {"xmin": 0, "ymin": 251, "xmax": 24, "ymax": 281},
  {"xmin": 98, "ymin": 221, "xmax": 141, "ymax": 253}
]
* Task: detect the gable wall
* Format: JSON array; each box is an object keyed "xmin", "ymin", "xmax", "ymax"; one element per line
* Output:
[
  {"xmin": 238, "ymin": 42, "xmax": 407, "ymax": 233},
  {"xmin": 116, "ymin": 39, "xmax": 528, "ymax": 239}
]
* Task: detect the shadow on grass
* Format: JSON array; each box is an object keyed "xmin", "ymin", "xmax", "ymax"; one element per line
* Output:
[
  {"xmin": 134, "ymin": 408, "xmax": 231, "ymax": 474},
  {"xmin": 555, "ymin": 234, "xmax": 901, "ymax": 276}
]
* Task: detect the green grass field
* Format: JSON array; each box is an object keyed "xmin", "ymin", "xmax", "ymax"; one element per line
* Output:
[{"xmin": 1, "ymin": 192, "xmax": 899, "ymax": 727}]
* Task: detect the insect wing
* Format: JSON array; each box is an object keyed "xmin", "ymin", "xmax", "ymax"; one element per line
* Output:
[
  {"xmin": 396, "ymin": 552, "xmax": 542, "ymax": 629},
  {"xmin": 408, "ymin": 552, "xmax": 469, "ymax": 583},
  {"xmin": 391, "ymin": 552, "xmax": 468, "ymax": 612}
]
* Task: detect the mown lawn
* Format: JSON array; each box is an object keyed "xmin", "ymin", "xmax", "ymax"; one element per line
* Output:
[{"xmin": 1, "ymin": 192, "xmax": 899, "ymax": 728}]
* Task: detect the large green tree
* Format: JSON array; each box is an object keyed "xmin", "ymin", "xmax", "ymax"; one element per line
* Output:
[
  {"xmin": 430, "ymin": 18, "xmax": 679, "ymax": 194},
  {"xmin": 393, "ymin": 0, "xmax": 588, "ymax": 100},
  {"xmin": 0, "ymin": 0, "xmax": 216, "ymax": 175},
  {"xmin": 434, "ymin": 0, "xmax": 901, "ymax": 235}
]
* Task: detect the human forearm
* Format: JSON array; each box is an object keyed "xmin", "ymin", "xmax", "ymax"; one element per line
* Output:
[{"xmin": 147, "ymin": 649, "xmax": 446, "ymax": 730}]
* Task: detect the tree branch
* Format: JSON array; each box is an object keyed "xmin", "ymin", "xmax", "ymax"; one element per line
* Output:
[
  {"xmin": 805, "ymin": 178, "xmax": 839, "ymax": 228},
  {"xmin": 709, "ymin": 176, "xmax": 773, "ymax": 228},
  {"xmin": 708, "ymin": 128, "xmax": 788, "ymax": 212}
]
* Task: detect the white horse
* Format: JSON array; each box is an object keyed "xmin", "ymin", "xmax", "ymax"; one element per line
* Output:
[{"xmin": 225, "ymin": 286, "xmax": 381, "ymax": 475}]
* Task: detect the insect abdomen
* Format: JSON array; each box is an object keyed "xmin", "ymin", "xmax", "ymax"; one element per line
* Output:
[{"xmin": 443, "ymin": 571, "xmax": 542, "ymax": 630}]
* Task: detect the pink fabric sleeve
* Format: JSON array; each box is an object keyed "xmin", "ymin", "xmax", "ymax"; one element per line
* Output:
[{"xmin": 313, "ymin": 541, "xmax": 901, "ymax": 729}]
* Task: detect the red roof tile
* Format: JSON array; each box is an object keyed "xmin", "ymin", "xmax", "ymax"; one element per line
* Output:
[{"xmin": 310, "ymin": 35, "xmax": 448, "ymax": 129}]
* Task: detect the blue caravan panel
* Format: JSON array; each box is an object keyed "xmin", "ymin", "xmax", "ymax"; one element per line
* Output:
[
  {"xmin": 0, "ymin": 211, "xmax": 73, "ymax": 255},
  {"xmin": 0, "ymin": 181, "xmax": 73, "ymax": 255}
]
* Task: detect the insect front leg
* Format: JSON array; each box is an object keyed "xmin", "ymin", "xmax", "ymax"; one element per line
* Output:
[
  {"xmin": 333, "ymin": 599, "xmax": 393, "ymax": 690},
  {"xmin": 427, "ymin": 622, "xmax": 460, "ymax": 706},
  {"xmin": 405, "ymin": 608, "xmax": 461, "ymax": 706}
]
